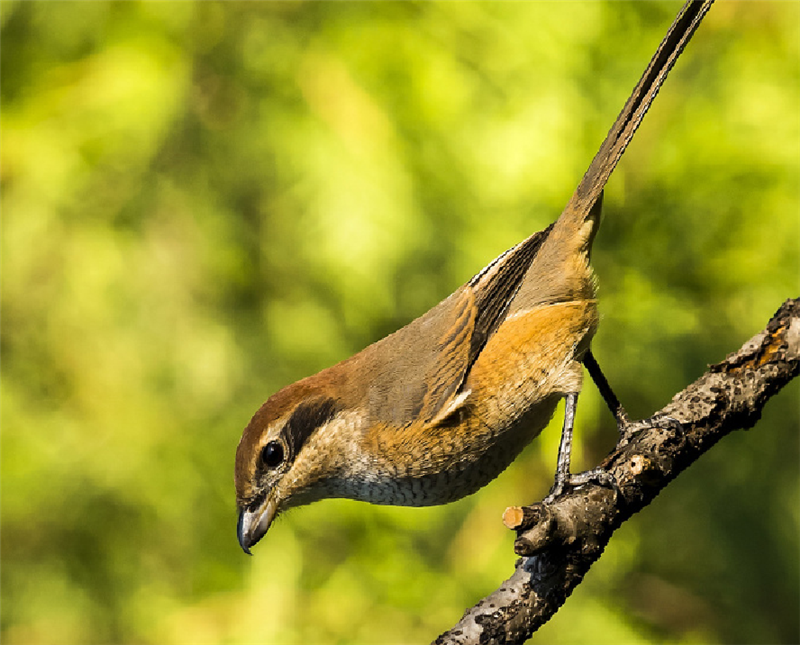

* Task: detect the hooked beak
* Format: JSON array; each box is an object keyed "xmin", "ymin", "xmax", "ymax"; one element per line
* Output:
[{"xmin": 237, "ymin": 496, "xmax": 277, "ymax": 555}]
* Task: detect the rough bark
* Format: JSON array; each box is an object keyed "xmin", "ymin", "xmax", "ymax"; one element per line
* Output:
[{"xmin": 436, "ymin": 297, "xmax": 800, "ymax": 645}]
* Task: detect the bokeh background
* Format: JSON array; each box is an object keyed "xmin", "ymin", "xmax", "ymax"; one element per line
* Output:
[{"xmin": 2, "ymin": 1, "xmax": 799, "ymax": 643}]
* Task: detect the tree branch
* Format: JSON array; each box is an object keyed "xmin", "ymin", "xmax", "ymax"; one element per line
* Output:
[{"xmin": 436, "ymin": 297, "xmax": 800, "ymax": 645}]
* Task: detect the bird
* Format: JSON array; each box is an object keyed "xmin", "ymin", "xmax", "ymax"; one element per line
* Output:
[{"xmin": 235, "ymin": 0, "xmax": 714, "ymax": 555}]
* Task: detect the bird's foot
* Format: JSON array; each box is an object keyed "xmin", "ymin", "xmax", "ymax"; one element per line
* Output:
[
  {"xmin": 617, "ymin": 414, "xmax": 683, "ymax": 446},
  {"xmin": 543, "ymin": 466, "xmax": 618, "ymax": 504}
]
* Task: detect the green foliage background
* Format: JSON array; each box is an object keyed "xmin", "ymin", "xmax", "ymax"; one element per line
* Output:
[{"xmin": 2, "ymin": 1, "xmax": 798, "ymax": 643}]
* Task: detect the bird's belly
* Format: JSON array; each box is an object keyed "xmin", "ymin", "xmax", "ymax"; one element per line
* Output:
[{"xmin": 339, "ymin": 394, "xmax": 560, "ymax": 506}]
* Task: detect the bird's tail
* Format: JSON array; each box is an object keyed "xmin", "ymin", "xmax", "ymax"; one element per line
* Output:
[
  {"xmin": 509, "ymin": 0, "xmax": 714, "ymax": 313},
  {"xmin": 553, "ymin": 0, "xmax": 714, "ymax": 243}
]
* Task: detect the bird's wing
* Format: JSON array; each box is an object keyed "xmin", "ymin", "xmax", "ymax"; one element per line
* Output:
[
  {"xmin": 467, "ymin": 224, "xmax": 553, "ymax": 361},
  {"xmin": 362, "ymin": 225, "xmax": 553, "ymax": 427}
]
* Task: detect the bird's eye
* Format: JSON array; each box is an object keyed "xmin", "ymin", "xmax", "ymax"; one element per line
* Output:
[{"xmin": 260, "ymin": 441, "xmax": 285, "ymax": 469}]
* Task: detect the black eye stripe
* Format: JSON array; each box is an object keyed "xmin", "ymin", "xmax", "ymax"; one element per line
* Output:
[{"xmin": 283, "ymin": 397, "xmax": 339, "ymax": 456}]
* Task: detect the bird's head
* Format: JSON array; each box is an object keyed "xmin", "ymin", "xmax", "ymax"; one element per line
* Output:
[{"xmin": 234, "ymin": 376, "xmax": 349, "ymax": 554}]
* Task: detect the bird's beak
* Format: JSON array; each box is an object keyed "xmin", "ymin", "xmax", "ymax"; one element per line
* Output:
[{"xmin": 237, "ymin": 495, "xmax": 277, "ymax": 555}]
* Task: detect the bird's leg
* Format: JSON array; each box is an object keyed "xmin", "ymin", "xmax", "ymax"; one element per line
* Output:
[
  {"xmin": 544, "ymin": 348, "xmax": 685, "ymax": 503},
  {"xmin": 544, "ymin": 392, "xmax": 616, "ymax": 503},
  {"xmin": 584, "ymin": 349, "xmax": 683, "ymax": 444},
  {"xmin": 582, "ymin": 349, "xmax": 628, "ymax": 428}
]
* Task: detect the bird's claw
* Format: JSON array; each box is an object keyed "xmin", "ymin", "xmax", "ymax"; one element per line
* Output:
[
  {"xmin": 543, "ymin": 466, "xmax": 619, "ymax": 504},
  {"xmin": 618, "ymin": 414, "xmax": 683, "ymax": 445}
]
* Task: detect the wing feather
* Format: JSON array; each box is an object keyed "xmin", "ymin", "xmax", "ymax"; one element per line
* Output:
[{"xmin": 361, "ymin": 224, "xmax": 553, "ymax": 427}]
